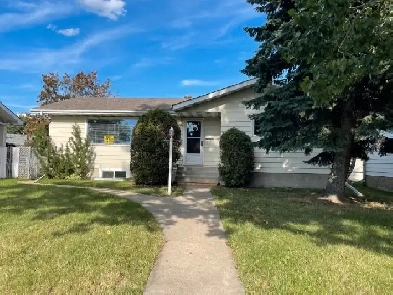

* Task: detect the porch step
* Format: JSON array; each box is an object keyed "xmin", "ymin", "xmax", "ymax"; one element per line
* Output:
[
  {"xmin": 176, "ymin": 166, "xmax": 220, "ymax": 185},
  {"xmin": 177, "ymin": 176, "xmax": 220, "ymax": 185}
]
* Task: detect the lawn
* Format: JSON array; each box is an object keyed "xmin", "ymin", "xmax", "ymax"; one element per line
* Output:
[
  {"xmin": 212, "ymin": 186, "xmax": 393, "ymax": 294},
  {"xmin": 39, "ymin": 178, "xmax": 184, "ymax": 196},
  {"xmin": 0, "ymin": 179, "xmax": 163, "ymax": 294}
]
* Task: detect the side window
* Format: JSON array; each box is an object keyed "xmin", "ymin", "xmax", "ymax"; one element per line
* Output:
[{"xmin": 253, "ymin": 118, "xmax": 262, "ymax": 136}]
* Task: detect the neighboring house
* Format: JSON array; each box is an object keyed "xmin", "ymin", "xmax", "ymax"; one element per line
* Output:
[
  {"xmin": 30, "ymin": 80, "xmax": 362, "ymax": 188},
  {"xmin": 0, "ymin": 102, "xmax": 23, "ymax": 178},
  {"xmin": 364, "ymin": 132, "xmax": 393, "ymax": 191},
  {"xmin": 6, "ymin": 134, "xmax": 27, "ymax": 147}
]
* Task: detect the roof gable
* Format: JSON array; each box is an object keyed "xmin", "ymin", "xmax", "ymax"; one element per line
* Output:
[{"xmin": 172, "ymin": 79, "xmax": 256, "ymax": 111}]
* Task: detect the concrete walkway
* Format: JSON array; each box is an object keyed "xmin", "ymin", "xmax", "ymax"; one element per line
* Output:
[
  {"xmin": 97, "ymin": 186, "xmax": 244, "ymax": 295},
  {"xmin": 28, "ymin": 183, "xmax": 245, "ymax": 294}
]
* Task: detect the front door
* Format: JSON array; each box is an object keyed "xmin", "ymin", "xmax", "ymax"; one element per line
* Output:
[{"xmin": 185, "ymin": 120, "xmax": 203, "ymax": 165}]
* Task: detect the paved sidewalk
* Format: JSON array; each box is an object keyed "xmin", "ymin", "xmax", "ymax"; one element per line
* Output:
[{"xmin": 93, "ymin": 186, "xmax": 245, "ymax": 295}]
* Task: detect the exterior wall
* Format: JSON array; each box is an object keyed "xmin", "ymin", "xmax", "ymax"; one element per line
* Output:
[
  {"xmin": 203, "ymin": 117, "xmax": 221, "ymax": 167},
  {"xmin": 365, "ymin": 150, "xmax": 393, "ymax": 191},
  {"xmin": 0, "ymin": 125, "xmax": 7, "ymax": 178},
  {"xmin": 49, "ymin": 115, "xmax": 131, "ymax": 178},
  {"xmin": 182, "ymin": 88, "xmax": 363, "ymax": 188},
  {"xmin": 183, "ymin": 88, "xmax": 330, "ymax": 173}
]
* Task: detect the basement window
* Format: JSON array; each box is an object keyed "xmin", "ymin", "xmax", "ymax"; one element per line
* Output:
[{"xmin": 100, "ymin": 169, "xmax": 128, "ymax": 179}]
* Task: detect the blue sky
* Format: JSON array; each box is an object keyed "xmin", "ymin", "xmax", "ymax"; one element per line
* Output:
[{"xmin": 0, "ymin": 0, "xmax": 265, "ymax": 113}]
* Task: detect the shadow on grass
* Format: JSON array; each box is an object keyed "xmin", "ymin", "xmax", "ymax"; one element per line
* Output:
[
  {"xmin": 212, "ymin": 187, "xmax": 393, "ymax": 257},
  {"xmin": 0, "ymin": 180, "xmax": 160, "ymax": 237}
]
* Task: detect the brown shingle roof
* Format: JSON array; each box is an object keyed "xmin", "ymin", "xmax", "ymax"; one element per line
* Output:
[{"xmin": 32, "ymin": 97, "xmax": 183, "ymax": 112}]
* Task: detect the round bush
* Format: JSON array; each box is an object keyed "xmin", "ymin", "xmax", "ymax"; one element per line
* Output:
[
  {"xmin": 130, "ymin": 109, "xmax": 181, "ymax": 185},
  {"xmin": 218, "ymin": 127, "xmax": 254, "ymax": 187}
]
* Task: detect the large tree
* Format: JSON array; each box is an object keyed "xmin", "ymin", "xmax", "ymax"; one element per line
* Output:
[
  {"xmin": 242, "ymin": 0, "xmax": 393, "ymax": 202},
  {"xmin": 38, "ymin": 71, "xmax": 113, "ymax": 106}
]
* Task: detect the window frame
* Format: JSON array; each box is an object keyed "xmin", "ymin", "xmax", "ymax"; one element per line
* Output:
[
  {"xmin": 86, "ymin": 117, "xmax": 137, "ymax": 146},
  {"xmin": 252, "ymin": 117, "xmax": 263, "ymax": 137}
]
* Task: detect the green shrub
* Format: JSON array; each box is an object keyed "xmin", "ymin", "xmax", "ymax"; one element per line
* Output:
[
  {"xmin": 219, "ymin": 127, "xmax": 254, "ymax": 187},
  {"xmin": 32, "ymin": 124, "xmax": 95, "ymax": 179},
  {"xmin": 130, "ymin": 109, "xmax": 181, "ymax": 185}
]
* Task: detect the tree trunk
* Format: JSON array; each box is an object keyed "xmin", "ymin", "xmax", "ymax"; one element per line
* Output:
[{"xmin": 325, "ymin": 99, "xmax": 354, "ymax": 203}]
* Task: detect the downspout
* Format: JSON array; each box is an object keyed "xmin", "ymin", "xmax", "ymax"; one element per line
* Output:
[{"xmin": 345, "ymin": 181, "xmax": 364, "ymax": 197}]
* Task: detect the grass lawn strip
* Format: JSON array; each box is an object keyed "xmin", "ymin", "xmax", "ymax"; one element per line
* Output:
[
  {"xmin": 212, "ymin": 186, "xmax": 393, "ymax": 294},
  {"xmin": 39, "ymin": 178, "xmax": 184, "ymax": 197},
  {"xmin": 0, "ymin": 179, "xmax": 163, "ymax": 294}
]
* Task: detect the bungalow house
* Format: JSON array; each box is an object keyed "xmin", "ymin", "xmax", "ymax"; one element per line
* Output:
[
  {"xmin": 0, "ymin": 102, "xmax": 23, "ymax": 178},
  {"xmin": 30, "ymin": 80, "xmax": 363, "ymax": 188}
]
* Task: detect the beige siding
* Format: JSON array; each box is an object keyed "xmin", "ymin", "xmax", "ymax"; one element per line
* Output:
[
  {"xmin": 49, "ymin": 116, "xmax": 86, "ymax": 146},
  {"xmin": 183, "ymin": 88, "xmax": 333, "ymax": 175},
  {"xmin": 49, "ymin": 115, "xmax": 131, "ymax": 178},
  {"xmin": 203, "ymin": 117, "xmax": 220, "ymax": 167}
]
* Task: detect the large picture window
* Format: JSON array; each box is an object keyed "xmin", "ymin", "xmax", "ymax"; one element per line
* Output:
[{"xmin": 87, "ymin": 119, "xmax": 137, "ymax": 145}]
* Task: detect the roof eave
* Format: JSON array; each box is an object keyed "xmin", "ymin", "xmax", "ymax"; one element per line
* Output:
[
  {"xmin": 30, "ymin": 109, "xmax": 177, "ymax": 116},
  {"xmin": 172, "ymin": 79, "xmax": 257, "ymax": 111},
  {"xmin": 0, "ymin": 102, "xmax": 23, "ymax": 125}
]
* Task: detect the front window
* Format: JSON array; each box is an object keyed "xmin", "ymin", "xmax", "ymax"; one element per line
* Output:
[{"xmin": 87, "ymin": 119, "xmax": 137, "ymax": 145}]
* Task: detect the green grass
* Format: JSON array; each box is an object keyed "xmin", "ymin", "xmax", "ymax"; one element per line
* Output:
[
  {"xmin": 39, "ymin": 178, "xmax": 184, "ymax": 197},
  {"xmin": 212, "ymin": 186, "xmax": 393, "ymax": 294},
  {"xmin": 0, "ymin": 179, "xmax": 163, "ymax": 294}
]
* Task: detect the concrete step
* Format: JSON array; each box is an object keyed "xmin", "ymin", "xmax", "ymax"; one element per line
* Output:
[
  {"xmin": 176, "ymin": 176, "xmax": 220, "ymax": 185},
  {"xmin": 176, "ymin": 171, "xmax": 219, "ymax": 177},
  {"xmin": 177, "ymin": 166, "xmax": 218, "ymax": 173}
]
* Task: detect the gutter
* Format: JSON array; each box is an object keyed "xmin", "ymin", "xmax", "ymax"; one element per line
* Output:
[{"xmin": 30, "ymin": 109, "xmax": 178, "ymax": 116}]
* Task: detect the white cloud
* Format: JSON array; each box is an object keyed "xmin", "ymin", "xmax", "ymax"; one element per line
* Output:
[
  {"xmin": 0, "ymin": 25, "xmax": 141, "ymax": 73},
  {"xmin": 0, "ymin": 1, "xmax": 74, "ymax": 32},
  {"xmin": 79, "ymin": 0, "xmax": 126, "ymax": 20},
  {"xmin": 57, "ymin": 28, "xmax": 80, "ymax": 37},
  {"xmin": 132, "ymin": 57, "xmax": 174, "ymax": 69},
  {"xmin": 181, "ymin": 79, "xmax": 220, "ymax": 86},
  {"xmin": 47, "ymin": 24, "xmax": 80, "ymax": 36}
]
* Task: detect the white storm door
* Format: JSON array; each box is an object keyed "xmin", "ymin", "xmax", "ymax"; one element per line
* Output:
[{"xmin": 185, "ymin": 120, "xmax": 203, "ymax": 165}]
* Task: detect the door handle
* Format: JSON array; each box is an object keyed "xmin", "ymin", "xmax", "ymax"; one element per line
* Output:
[{"xmin": 201, "ymin": 141, "xmax": 204, "ymax": 147}]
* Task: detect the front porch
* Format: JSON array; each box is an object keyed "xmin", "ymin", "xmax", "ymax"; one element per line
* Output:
[{"xmin": 175, "ymin": 112, "xmax": 221, "ymax": 185}]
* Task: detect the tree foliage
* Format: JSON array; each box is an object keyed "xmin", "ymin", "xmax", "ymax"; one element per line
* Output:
[
  {"xmin": 7, "ymin": 114, "xmax": 50, "ymax": 141},
  {"xmin": 130, "ymin": 109, "xmax": 181, "ymax": 185},
  {"xmin": 218, "ymin": 128, "xmax": 255, "ymax": 187},
  {"xmin": 242, "ymin": 0, "xmax": 393, "ymax": 201},
  {"xmin": 285, "ymin": 0, "xmax": 393, "ymax": 104},
  {"xmin": 31, "ymin": 124, "xmax": 95, "ymax": 179},
  {"xmin": 38, "ymin": 71, "xmax": 113, "ymax": 106}
]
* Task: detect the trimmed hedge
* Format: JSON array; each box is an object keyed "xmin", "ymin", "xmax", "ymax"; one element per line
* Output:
[
  {"xmin": 218, "ymin": 127, "xmax": 254, "ymax": 187},
  {"xmin": 130, "ymin": 109, "xmax": 181, "ymax": 185}
]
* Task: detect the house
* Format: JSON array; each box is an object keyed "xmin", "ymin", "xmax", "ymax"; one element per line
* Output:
[
  {"xmin": 30, "ymin": 80, "xmax": 363, "ymax": 188},
  {"xmin": 0, "ymin": 102, "xmax": 23, "ymax": 178},
  {"xmin": 364, "ymin": 132, "xmax": 393, "ymax": 191}
]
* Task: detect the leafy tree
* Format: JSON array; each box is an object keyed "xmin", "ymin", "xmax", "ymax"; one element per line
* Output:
[
  {"xmin": 130, "ymin": 109, "xmax": 181, "ymax": 185},
  {"xmin": 242, "ymin": 0, "xmax": 393, "ymax": 201},
  {"xmin": 7, "ymin": 114, "xmax": 50, "ymax": 141},
  {"xmin": 38, "ymin": 71, "xmax": 113, "ymax": 106},
  {"xmin": 219, "ymin": 128, "xmax": 254, "ymax": 187}
]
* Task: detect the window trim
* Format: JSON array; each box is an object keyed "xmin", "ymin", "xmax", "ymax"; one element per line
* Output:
[
  {"xmin": 98, "ymin": 168, "xmax": 130, "ymax": 179},
  {"xmin": 85, "ymin": 117, "xmax": 137, "ymax": 146},
  {"xmin": 252, "ymin": 118, "xmax": 262, "ymax": 137}
]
